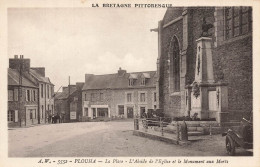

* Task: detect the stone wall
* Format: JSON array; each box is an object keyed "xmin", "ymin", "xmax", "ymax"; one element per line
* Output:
[{"xmin": 212, "ymin": 36, "xmax": 252, "ymax": 118}]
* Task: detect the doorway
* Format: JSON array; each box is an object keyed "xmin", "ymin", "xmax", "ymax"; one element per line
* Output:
[
  {"xmin": 127, "ymin": 107, "xmax": 133, "ymax": 118},
  {"xmin": 118, "ymin": 105, "xmax": 124, "ymax": 116}
]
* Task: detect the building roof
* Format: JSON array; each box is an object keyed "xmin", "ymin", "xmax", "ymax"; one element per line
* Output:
[
  {"xmin": 82, "ymin": 71, "xmax": 156, "ymax": 90},
  {"xmin": 29, "ymin": 68, "xmax": 54, "ymax": 85},
  {"xmin": 8, "ymin": 68, "xmax": 37, "ymax": 88},
  {"xmin": 54, "ymin": 86, "xmax": 77, "ymax": 100}
]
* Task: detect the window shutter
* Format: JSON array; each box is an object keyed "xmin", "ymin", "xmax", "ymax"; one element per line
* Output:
[
  {"xmin": 26, "ymin": 90, "xmax": 28, "ymax": 101},
  {"xmin": 14, "ymin": 89, "xmax": 18, "ymax": 101},
  {"xmin": 14, "ymin": 110, "xmax": 18, "ymax": 122}
]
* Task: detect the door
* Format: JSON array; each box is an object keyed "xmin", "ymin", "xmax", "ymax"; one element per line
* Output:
[
  {"xmin": 118, "ymin": 105, "xmax": 124, "ymax": 116},
  {"xmin": 92, "ymin": 108, "xmax": 96, "ymax": 119},
  {"xmin": 127, "ymin": 107, "xmax": 133, "ymax": 118}
]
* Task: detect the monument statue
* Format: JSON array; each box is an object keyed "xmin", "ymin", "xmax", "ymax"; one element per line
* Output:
[{"xmin": 201, "ymin": 17, "xmax": 213, "ymax": 37}]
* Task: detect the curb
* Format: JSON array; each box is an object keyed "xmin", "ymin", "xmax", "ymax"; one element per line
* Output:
[{"xmin": 133, "ymin": 130, "xmax": 191, "ymax": 145}]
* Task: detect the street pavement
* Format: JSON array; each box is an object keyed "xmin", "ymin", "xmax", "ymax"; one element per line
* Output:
[{"xmin": 8, "ymin": 120, "xmax": 251, "ymax": 157}]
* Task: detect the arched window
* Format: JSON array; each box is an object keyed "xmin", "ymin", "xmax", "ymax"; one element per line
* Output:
[{"xmin": 169, "ymin": 36, "xmax": 180, "ymax": 93}]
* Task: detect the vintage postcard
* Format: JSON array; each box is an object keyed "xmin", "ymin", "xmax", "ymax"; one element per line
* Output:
[{"xmin": 0, "ymin": 0, "xmax": 259, "ymax": 166}]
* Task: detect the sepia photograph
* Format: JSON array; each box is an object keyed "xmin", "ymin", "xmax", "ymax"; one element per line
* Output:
[{"xmin": 1, "ymin": 0, "xmax": 259, "ymax": 166}]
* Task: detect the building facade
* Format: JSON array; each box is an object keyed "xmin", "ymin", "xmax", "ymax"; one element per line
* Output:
[
  {"xmin": 54, "ymin": 83, "xmax": 84, "ymax": 122},
  {"xmin": 8, "ymin": 55, "xmax": 55, "ymax": 126},
  {"xmin": 8, "ymin": 60, "xmax": 38, "ymax": 127},
  {"xmin": 82, "ymin": 68, "xmax": 157, "ymax": 120},
  {"xmin": 155, "ymin": 7, "xmax": 252, "ymax": 121}
]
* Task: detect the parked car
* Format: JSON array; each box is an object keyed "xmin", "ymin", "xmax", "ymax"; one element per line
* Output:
[{"xmin": 222, "ymin": 116, "xmax": 253, "ymax": 155}]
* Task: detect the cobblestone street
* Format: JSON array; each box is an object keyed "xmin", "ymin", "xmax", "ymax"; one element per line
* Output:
[{"xmin": 8, "ymin": 120, "xmax": 251, "ymax": 157}]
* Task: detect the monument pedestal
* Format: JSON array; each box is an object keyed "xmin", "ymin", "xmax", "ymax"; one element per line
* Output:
[{"xmin": 186, "ymin": 37, "xmax": 229, "ymax": 123}]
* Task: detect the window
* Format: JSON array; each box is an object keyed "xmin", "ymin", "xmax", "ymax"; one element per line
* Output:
[
  {"xmin": 84, "ymin": 108, "xmax": 89, "ymax": 116},
  {"xmin": 118, "ymin": 105, "xmax": 124, "ymax": 115},
  {"xmin": 34, "ymin": 109, "xmax": 37, "ymax": 119},
  {"xmin": 42, "ymin": 105, "xmax": 44, "ymax": 118},
  {"xmin": 8, "ymin": 110, "xmax": 14, "ymax": 122},
  {"xmin": 30, "ymin": 110, "xmax": 33, "ymax": 119},
  {"xmin": 100, "ymin": 93, "xmax": 104, "ymax": 101},
  {"xmin": 127, "ymin": 93, "xmax": 132, "ymax": 102},
  {"xmin": 225, "ymin": 7, "xmax": 252, "ymax": 39},
  {"xmin": 52, "ymin": 105, "xmax": 54, "ymax": 115},
  {"xmin": 51, "ymin": 86, "xmax": 53, "ymax": 97},
  {"xmin": 85, "ymin": 94, "xmax": 87, "ymax": 101},
  {"xmin": 26, "ymin": 90, "xmax": 31, "ymax": 101},
  {"xmin": 129, "ymin": 79, "xmax": 134, "ymax": 86},
  {"xmin": 31, "ymin": 90, "xmax": 36, "ymax": 101},
  {"xmin": 169, "ymin": 36, "xmax": 180, "ymax": 93},
  {"xmin": 140, "ymin": 93, "xmax": 146, "ymax": 102},
  {"xmin": 41, "ymin": 84, "xmax": 44, "ymax": 98},
  {"xmin": 154, "ymin": 92, "xmax": 157, "ymax": 102},
  {"xmin": 91, "ymin": 93, "xmax": 95, "ymax": 102},
  {"xmin": 14, "ymin": 89, "xmax": 18, "ymax": 101},
  {"xmin": 141, "ymin": 78, "xmax": 146, "ymax": 86},
  {"xmin": 8, "ymin": 90, "xmax": 14, "ymax": 101},
  {"xmin": 47, "ymin": 85, "xmax": 49, "ymax": 98},
  {"xmin": 33, "ymin": 90, "xmax": 36, "ymax": 101}
]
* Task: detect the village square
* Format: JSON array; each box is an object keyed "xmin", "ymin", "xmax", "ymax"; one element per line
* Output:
[{"xmin": 8, "ymin": 7, "xmax": 253, "ymax": 157}]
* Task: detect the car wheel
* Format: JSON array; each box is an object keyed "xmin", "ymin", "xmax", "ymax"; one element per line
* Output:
[{"xmin": 226, "ymin": 136, "xmax": 235, "ymax": 156}]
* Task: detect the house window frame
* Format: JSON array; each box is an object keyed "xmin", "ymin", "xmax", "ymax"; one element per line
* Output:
[
  {"xmin": 224, "ymin": 6, "xmax": 252, "ymax": 40},
  {"xmin": 8, "ymin": 110, "xmax": 14, "ymax": 122},
  {"xmin": 26, "ymin": 89, "xmax": 31, "ymax": 101},
  {"xmin": 8, "ymin": 90, "xmax": 14, "ymax": 101},
  {"xmin": 129, "ymin": 78, "xmax": 134, "ymax": 86},
  {"xmin": 168, "ymin": 36, "xmax": 181, "ymax": 95},
  {"xmin": 41, "ymin": 84, "xmax": 44, "ymax": 98},
  {"xmin": 126, "ymin": 92, "xmax": 133, "ymax": 103},
  {"xmin": 138, "ymin": 91, "xmax": 147, "ymax": 103},
  {"xmin": 153, "ymin": 92, "xmax": 157, "ymax": 102},
  {"xmin": 100, "ymin": 93, "xmax": 104, "ymax": 102},
  {"xmin": 140, "ymin": 77, "xmax": 146, "ymax": 86},
  {"xmin": 91, "ymin": 93, "xmax": 95, "ymax": 102}
]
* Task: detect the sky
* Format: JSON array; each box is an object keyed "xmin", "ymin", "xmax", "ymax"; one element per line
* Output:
[{"xmin": 8, "ymin": 8, "xmax": 166, "ymax": 91}]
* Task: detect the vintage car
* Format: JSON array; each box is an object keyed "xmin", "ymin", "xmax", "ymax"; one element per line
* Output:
[{"xmin": 222, "ymin": 116, "xmax": 253, "ymax": 156}]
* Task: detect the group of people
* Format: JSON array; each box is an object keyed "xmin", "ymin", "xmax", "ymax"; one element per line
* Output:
[{"xmin": 47, "ymin": 114, "xmax": 64, "ymax": 124}]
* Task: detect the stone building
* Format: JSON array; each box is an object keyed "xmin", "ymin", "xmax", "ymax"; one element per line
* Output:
[
  {"xmin": 155, "ymin": 7, "xmax": 252, "ymax": 122},
  {"xmin": 8, "ymin": 56, "xmax": 38, "ymax": 127},
  {"xmin": 82, "ymin": 68, "xmax": 157, "ymax": 120},
  {"xmin": 8, "ymin": 55, "xmax": 55, "ymax": 126},
  {"xmin": 27, "ymin": 68, "xmax": 54, "ymax": 124},
  {"xmin": 54, "ymin": 83, "xmax": 84, "ymax": 122}
]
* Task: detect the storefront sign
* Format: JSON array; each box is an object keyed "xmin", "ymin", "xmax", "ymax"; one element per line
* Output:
[{"xmin": 70, "ymin": 111, "xmax": 76, "ymax": 119}]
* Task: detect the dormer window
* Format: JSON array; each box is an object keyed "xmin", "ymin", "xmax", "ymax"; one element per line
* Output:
[
  {"xmin": 129, "ymin": 73, "xmax": 138, "ymax": 86},
  {"xmin": 129, "ymin": 79, "xmax": 134, "ymax": 86},
  {"xmin": 140, "ymin": 73, "xmax": 150, "ymax": 86},
  {"xmin": 141, "ymin": 78, "xmax": 146, "ymax": 86}
]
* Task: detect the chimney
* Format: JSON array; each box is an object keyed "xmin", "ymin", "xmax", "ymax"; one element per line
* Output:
[
  {"xmin": 76, "ymin": 82, "xmax": 84, "ymax": 91},
  {"xmin": 9, "ymin": 55, "xmax": 30, "ymax": 72},
  {"xmin": 31, "ymin": 67, "xmax": 45, "ymax": 77},
  {"xmin": 62, "ymin": 87, "xmax": 68, "ymax": 92},
  {"xmin": 118, "ymin": 67, "xmax": 126, "ymax": 77}
]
